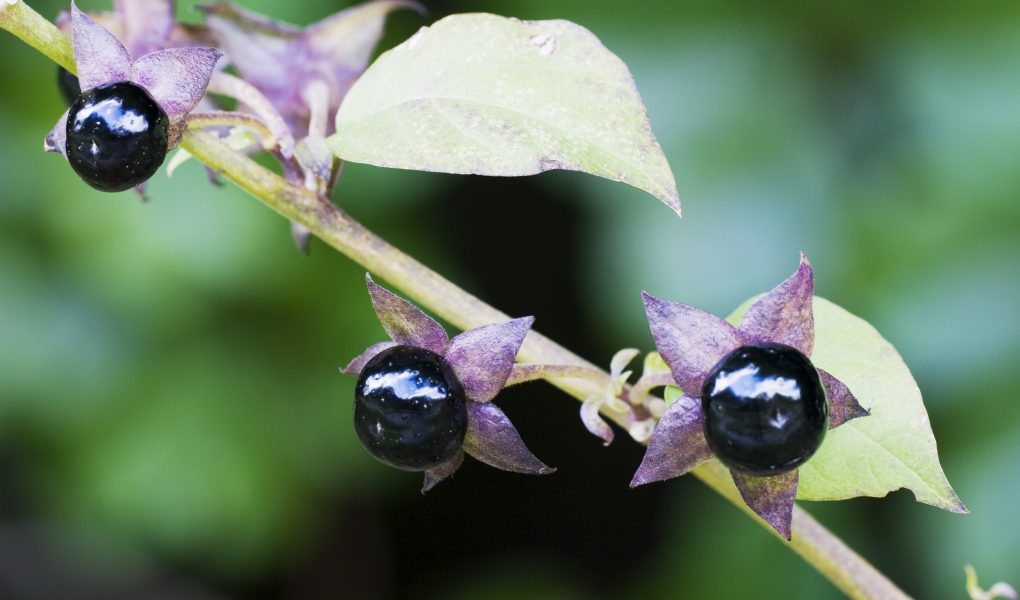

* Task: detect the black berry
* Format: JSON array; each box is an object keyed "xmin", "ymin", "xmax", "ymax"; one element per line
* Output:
[
  {"xmin": 701, "ymin": 343, "xmax": 828, "ymax": 476},
  {"xmin": 65, "ymin": 81, "xmax": 169, "ymax": 192},
  {"xmin": 56, "ymin": 66, "xmax": 81, "ymax": 106},
  {"xmin": 354, "ymin": 345, "xmax": 468, "ymax": 471}
]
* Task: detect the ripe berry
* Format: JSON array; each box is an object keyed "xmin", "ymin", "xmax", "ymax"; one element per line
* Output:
[
  {"xmin": 65, "ymin": 81, "xmax": 169, "ymax": 192},
  {"xmin": 354, "ymin": 345, "xmax": 468, "ymax": 471},
  {"xmin": 701, "ymin": 343, "xmax": 828, "ymax": 475},
  {"xmin": 57, "ymin": 67, "xmax": 82, "ymax": 106}
]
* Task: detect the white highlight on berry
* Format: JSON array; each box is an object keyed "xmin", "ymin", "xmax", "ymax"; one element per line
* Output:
[{"xmin": 710, "ymin": 365, "xmax": 801, "ymax": 401}]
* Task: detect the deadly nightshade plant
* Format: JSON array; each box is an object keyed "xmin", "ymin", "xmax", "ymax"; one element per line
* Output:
[
  {"xmin": 632, "ymin": 255, "xmax": 871, "ymax": 539},
  {"xmin": 342, "ymin": 275, "xmax": 553, "ymax": 492},
  {"xmin": 0, "ymin": 1, "xmax": 982, "ymax": 595},
  {"xmin": 44, "ymin": 4, "xmax": 220, "ymax": 192}
]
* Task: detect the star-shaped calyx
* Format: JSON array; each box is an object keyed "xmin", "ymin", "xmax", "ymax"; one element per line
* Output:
[
  {"xmin": 631, "ymin": 254, "xmax": 869, "ymax": 539},
  {"xmin": 199, "ymin": 1, "xmax": 423, "ymax": 138},
  {"xmin": 45, "ymin": 4, "xmax": 220, "ymax": 190},
  {"xmin": 342, "ymin": 275, "xmax": 554, "ymax": 492}
]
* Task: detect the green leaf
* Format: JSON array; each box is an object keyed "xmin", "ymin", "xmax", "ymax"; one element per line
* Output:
[
  {"xmin": 728, "ymin": 297, "xmax": 966, "ymax": 512},
  {"xmin": 328, "ymin": 13, "xmax": 681, "ymax": 215}
]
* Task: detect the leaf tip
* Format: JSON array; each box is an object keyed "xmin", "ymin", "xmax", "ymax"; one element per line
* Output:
[{"xmin": 947, "ymin": 493, "xmax": 970, "ymax": 515}]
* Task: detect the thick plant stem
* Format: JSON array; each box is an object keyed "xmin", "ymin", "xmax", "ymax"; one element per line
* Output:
[
  {"xmin": 1, "ymin": 6, "xmax": 909, "ymax": 599},
  {"xmin": 506, "ymin": 363, "xmax": 614, "ymax": 388}
]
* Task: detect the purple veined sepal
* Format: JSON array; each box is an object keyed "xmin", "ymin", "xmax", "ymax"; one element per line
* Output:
[
  {"xmin": 340, "ymin": 341, "xmax": 397, "ymax": 375},
  {"xmin": 199, "ymin": 0, "xmax": 424, "ymax": 136},
  {"xmin": 641, "ymin": 290, "xmax": 741, "ymax": 395},
  {"xmin": 738, "ymin": 252, "xmax": 815, "ymax": 354},
  {"xmin": 463, "ymin": 402, "xmax": 554, "ymax": 475},
  {"xmin": 422, "ymin": 449, "xmax": 464, "ymax": 493},
  {"xmin": 70, "ymin": 3, "xmax": 131, "ymax": 91},
  {"xmin": 630, "ymin": 394, "xmax": 712, "ymax": 487},
  {"xmin": 44, "ymin": 111, "xmax": 69, "ymax": 155},
  {"xmin": 819, "ymin": 368, "xmax": 869, "ymax": 428},
  {"xmin": 131, "ymin": 47, "xmax": 223, "ymax": 123},
  {"xmin": 445, "ymin": 317, "xmax": 534, "ymax": 403},
  {"xmin": 732, "ymin": 470, "xmax": 799, "ymax": 540},
  {"xmin": 365, "ymin": 274, "xmax": 448, "ymax": 355}
]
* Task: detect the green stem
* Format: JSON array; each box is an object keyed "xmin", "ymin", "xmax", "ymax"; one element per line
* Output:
[
  {"xmin": 1, "ymin": 6, "xmax": 909, "ymax": 599},
  {"xmin": 187, "ymin": 111, "xmax": 277, "ymax": 150},
  {"xmin": 506, "ymin": 363, "xmax": 614, "ymax": 388}
]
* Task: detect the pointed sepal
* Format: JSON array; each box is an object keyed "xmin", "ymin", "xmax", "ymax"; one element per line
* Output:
[
  {"xmin": 731, "ymin": 469, "xmax": 799, "ymax": 540},
  {"xmin": 445, "ymin": 317, "xmax": 533, "ymax": 403},
  {"xmin": 365, "ymin": 274, "xmax": 448, "ymax": 355},
  {"xmin": 132, "ymin": 47, "xmax": 222, "ymax": 122},
  {"xmin": 463, "ymin": 402, "xmax": 554, "ymax": 475},
  {"xmin": 738, "ymin": 253, "xmax": 815, "ymax": 355},
  {"xmin": 71, "ymin": 3, "xmax": 132, "ymax": 91},
  {"xmin": 44, "ymin": 111, "xmax": 69, "ymax": 155},
  {"xmin": 341, "ymin": 341, "xmax": 397, "ymax": 375},
  {"xmin": 421, "ymin": 449, "xmax": 463, "ymax": 493},
  {"xmin": 819, "ymin": 368, "xmax": 869, "ymax": 429},
  {"xmin": 642, "ymin": 291, "xmax": 741, "ymax": 395},
  {"xmin": 630, "ymin": 394, "xmax": 713, "ymax": 487}
]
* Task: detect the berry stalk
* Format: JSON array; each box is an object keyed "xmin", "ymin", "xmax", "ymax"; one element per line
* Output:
[{"xmin": 1, "ymin": 5, "xmax": 908, "ymax": 598}]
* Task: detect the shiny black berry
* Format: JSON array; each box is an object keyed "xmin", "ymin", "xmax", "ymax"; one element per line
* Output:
[
  {"xmin": 701, "ymin": 343, "xmax": 828, "ymax": 476},
  {"xmin": 354, "ymin": 345, "xmax": 468, "ymax": 471},
  {"xmin": 56, "ymin": 67, "xmax": 81, "ymax": 106},
  {"xmin": 65, "ymin": 81, "xmax": 169, "ymax": 192}
]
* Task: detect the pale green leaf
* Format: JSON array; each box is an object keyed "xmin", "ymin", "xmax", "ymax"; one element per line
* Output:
[
  {"xmin": 728, "ymin": 296, "xmax": 966, "ymax": 512},
  {"xmin": 328, "ymin": 13, "xmax": 681, "ymax": 214}
]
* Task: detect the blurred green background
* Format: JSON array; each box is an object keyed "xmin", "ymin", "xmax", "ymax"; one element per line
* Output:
[{"xmin": 1, "ymin": 0, "xmax": 1018, "ymax": 598}]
